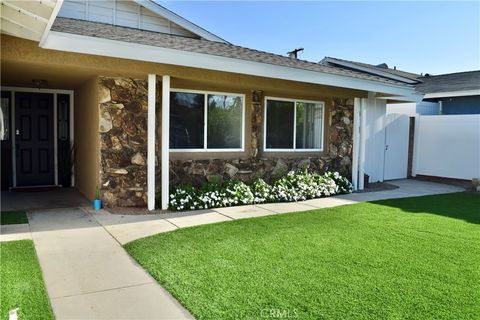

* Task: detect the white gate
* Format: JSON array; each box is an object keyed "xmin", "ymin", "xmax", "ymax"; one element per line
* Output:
[{"xmin": 383, "ymin": 113, "xmax": 410, "ymax": 180}]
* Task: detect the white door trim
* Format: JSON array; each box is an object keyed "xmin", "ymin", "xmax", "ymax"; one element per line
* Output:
[
  {"xmin": 53, "ymin": 93, "xmax": 58, "ymax": 185},
  {"xmin": 11, "ymin": 91, "xmax": 16, "ymax": 187},
  {"xmin": 3, "ymin": 86, "xmax": 74, "ymax": 188}
]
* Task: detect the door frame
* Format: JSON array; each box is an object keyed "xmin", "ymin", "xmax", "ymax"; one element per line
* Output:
[{"xmin": 4, "ymin": 87, "xmax": 74, "ymax": 188}]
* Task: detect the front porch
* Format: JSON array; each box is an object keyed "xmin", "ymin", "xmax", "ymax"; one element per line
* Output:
[{"xmin": 1, "ymin": 188, "xmax": 89, "ymax": 212}]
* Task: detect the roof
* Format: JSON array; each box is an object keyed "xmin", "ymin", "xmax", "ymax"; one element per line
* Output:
[
  {"xmin": 415, "ymin": 71, "xmax": 480, "ymax": 94},
  {"xmin": 321, "ymin": 57, "xmax": 421, "ymax": 84},
  {"xmin": 51, "ymin": 17, "xmax": 410, "ymax": 87}
]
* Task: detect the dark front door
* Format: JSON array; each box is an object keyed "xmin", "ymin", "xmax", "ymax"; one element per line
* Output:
[{"xmin": 15, "ymin": 92, "xmax": 55, "ymax": 186}]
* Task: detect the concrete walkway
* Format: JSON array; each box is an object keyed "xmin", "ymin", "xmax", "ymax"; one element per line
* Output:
[
  {"xmin": 0, "ymin": 223, "xmax": 31, "ymax": 241},
  {"xmin": 94, "ymin": 179, "xmax": 464, "ymax": 245},
  {"xmin": 28, "ymin": 208, "xmax": 193, "ymax": 319}
]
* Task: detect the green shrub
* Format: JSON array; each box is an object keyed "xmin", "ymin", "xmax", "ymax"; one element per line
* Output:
[{"xmin": 251, "ymin": 178, "xmax": 274, "ymax": 204}]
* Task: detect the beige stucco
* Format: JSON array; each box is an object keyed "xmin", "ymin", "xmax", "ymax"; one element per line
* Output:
[
  {"xmin": 1, "ymin": 35, "xmax": 366, "ymax": 97},
  {"xmin": 74, "ymin": 77, "xmax": 100, "ymax": 200}
]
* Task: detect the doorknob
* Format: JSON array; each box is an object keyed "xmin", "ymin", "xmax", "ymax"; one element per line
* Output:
[
  {"xmin": 385, "ymin": 145, "xmax": 389, "ymax": 151},
  {"xmin": 15, "ymin": 129, "xmax": 20, "ymax": 135}
]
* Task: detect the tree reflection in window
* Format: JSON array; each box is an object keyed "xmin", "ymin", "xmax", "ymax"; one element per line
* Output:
[{"xmin": 207, "ymin": 94, "xmax": 242, "ymax": 149}]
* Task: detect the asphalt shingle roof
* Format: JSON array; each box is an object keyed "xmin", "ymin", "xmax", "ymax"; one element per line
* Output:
[
  {"xmin": 51, "ymin": 17, "xmax": 409, "ymax": 87},
  {"xmin": 415, "ymin": 71, "xmax": 480, "ymax": 93}
]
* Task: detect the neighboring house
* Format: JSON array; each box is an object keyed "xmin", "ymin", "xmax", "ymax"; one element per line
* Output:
[
  {"xmin": 321, "ymin": 58, "xmax": 480, "ymax": 116},
  {"xmin": 387, "ymin": 72, "xmax": 480, "ymax": 116},
  {"xmin": 322, "ymin": 58, "xmax": 480, "ymax": 182},
  {"xmin": 416, "ymin": 71, "xmax": 480, "ymax": 115},
  {"xmin": 0, "ymin": 0, "xmax": 422, "ymax": 210}
]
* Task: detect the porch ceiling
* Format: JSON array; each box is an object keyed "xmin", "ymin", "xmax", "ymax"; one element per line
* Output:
[
  {"xmin": 0, "ymin": 0, "xmax": 62, "ymax": 43},
  {"xmin": 1, "ymin": 60, "xmax": 101, "ymax": 89}
]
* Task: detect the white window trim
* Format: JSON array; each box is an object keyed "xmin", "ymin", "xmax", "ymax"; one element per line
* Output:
[
  {"xmin": 169, "ymin": 88, "xmax": 245, "ymax": 153},
  {"xmin": 264, "ymin": 96, "xmax": 325, "ymax": 152}
]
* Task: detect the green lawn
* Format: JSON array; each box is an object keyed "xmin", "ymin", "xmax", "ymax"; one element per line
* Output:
[
  {"xmin": 1, "ymin": 211, "xmax": 28, "ymax": 225},
  {"xmin": 125, "ymin": 192, "xmax": 480, "ymax": 320},
  {"xmin": 1, "ymin": 240, "xmax": 54, "ymax": 320}
]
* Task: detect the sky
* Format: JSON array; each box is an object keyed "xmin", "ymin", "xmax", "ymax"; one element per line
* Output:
[{"xmin": 159, "ymin": 1, "xmax": 480, "ymax": 75}]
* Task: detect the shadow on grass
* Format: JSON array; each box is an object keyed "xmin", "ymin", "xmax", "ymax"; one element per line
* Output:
[
  {"xmin": 0, "ymin": 211, "xmax": 28, "ymax": 225},
  {"xmin": 370, "ymin": 192, "xmax": 480, "ymax": 224}
]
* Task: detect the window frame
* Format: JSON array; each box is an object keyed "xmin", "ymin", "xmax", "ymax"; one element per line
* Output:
[
  {"xmin": 169, "ymin": 88, "xmax": 246, "ymax": 152},
  {"xmin": 263, "ymin": 96, "xmax": 325, "ymax": 152}
]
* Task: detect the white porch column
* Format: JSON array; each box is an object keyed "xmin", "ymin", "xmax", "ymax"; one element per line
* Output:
[
  {"xmin": 147, "ymin": 74, "xmax": 156, "ymax": 210},
  {"xmin": 161, "ymin": 75, "xmax": 170, "ymax": 210},
  {"xmin": 352, "ymin": 98, "xmax": 361, "ymax": 191},
  {"xmin": 358, "ymin": 98, "xmax": 367, "ymax": 190}
]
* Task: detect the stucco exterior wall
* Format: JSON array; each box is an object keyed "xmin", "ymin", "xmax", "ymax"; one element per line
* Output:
[{"xmin": 74, "ymin": 77, "xmax": 100, "ymax": 200}]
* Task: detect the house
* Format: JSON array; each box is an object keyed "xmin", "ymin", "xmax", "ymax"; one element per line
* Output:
[
  {"xmin": 0, "ymin": 0, "xmax": 422, "ymax": 210},
  {"xmin": 415, "ymin": 71, "xmax": 480, "ymax": 115},
  {"xmin": 321, "ymin": 57, "xmax": 480, "ymax": 116},
  {"xmin": 387, "ymin": 72, "xmax": 480, "ymax": 116}
]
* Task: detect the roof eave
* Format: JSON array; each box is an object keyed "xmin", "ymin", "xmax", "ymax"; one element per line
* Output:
[{"xmin": 41, "ymin": 31, "xmax": 420, "ymax": 101}]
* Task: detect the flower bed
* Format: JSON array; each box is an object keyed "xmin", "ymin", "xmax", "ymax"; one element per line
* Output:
[{"xmin": 167, "ymin": 171, "xmax": 352, "ymax": 211}]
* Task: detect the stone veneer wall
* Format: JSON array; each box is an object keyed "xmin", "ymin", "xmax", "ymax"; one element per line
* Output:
[
  {"xmin": 98, "ymin": 77, "xmax": 354, "ymax": 207},
  {"xmin": 170, "ymin": 96, "xmax": 354, "ymax": 187},
  {"xmin": 98, "ymin": 77, "xmax": 156, "ymax": 207}
]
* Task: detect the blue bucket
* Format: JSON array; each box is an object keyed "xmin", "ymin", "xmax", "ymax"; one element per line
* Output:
[{"xmin": 93, "ymin": 199, "xmax": 102, "ymax": 210}]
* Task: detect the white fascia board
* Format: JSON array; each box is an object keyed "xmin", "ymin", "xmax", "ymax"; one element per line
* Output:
[
  {"xmin": 324, "ymin": 58, "xmax": 419, "ymax": 84},
  {"xmin": 42, "ymin": 31, "xmax": 418, "ymax": 98},
  {"xmin": 423, "ymin": 89, "xmax": 480, "ymax": 99},
  {"xmin": 132, "ymin": 0, "xmax": 228, "ymax": 43}
]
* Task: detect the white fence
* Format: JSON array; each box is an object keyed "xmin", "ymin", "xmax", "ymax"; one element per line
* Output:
[{"xmin": 413, "ymin": 115, "xmax": 480, "ymax": 180}]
